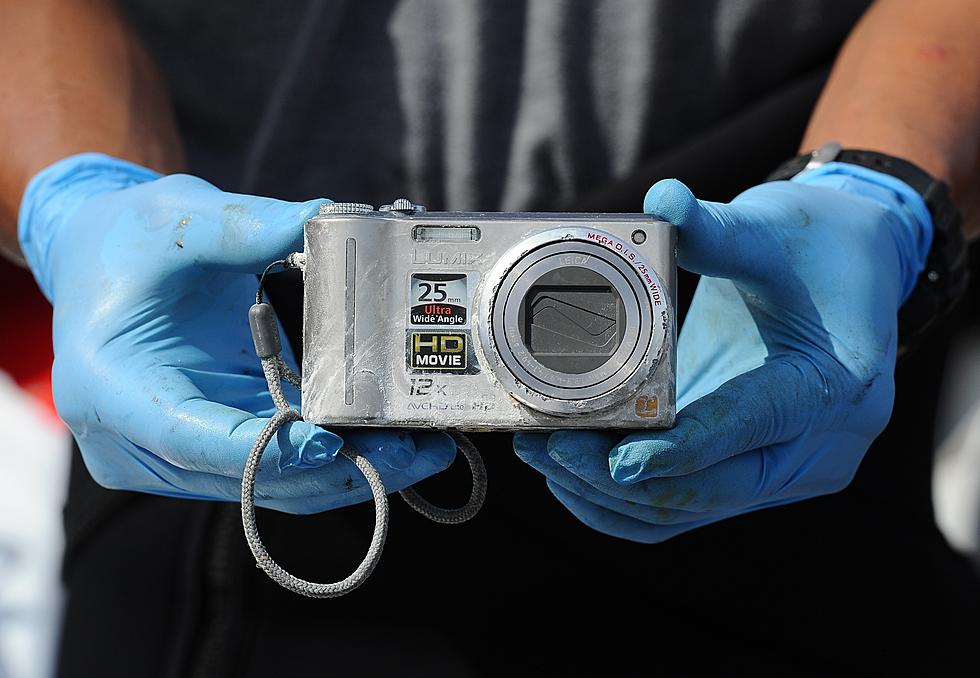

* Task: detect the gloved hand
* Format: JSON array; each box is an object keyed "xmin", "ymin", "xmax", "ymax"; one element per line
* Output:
[
  {"xmin": 515, "ymin": 162, "xmax": 932, "ymax": 542},
  {"xmin": 19, "ymin": 153, "xmax": 456, "ymax": 514}
]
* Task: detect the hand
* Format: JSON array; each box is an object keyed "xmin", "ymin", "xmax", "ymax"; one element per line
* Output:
[
  {"xmin": 515, "ymin": 162, "xmax": 932, "ymax": 542},
  {"xmin": 19, "ymin": 153, "xmax": 455, "ymax": 514}
]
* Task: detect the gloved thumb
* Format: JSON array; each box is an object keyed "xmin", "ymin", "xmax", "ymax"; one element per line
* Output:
[
  {"xmin": 643, "ymin": 178, "xmax": 760, "ymax": 281},
  {"xmin": 18, "ymin": 152, "xmax": 331, "ymax": 289},
  {"xmin": 143, "ymin": 175, "xmax": 328, "ymax": 274}
]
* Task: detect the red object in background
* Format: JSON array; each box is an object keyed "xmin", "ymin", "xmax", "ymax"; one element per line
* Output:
[{"xmin": 0, "ymin": 259, "xmax": 58, "ymax": 421}]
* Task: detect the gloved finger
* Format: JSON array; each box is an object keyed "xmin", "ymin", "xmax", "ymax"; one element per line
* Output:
[
  {"xmin": 261, "ymin": 430, "xmax": 457, "ymax": 514},
  {"xmin": 194, "ymin": 191, "xmax": 326, "ymax": 273},
  {"xmin": 516, "ymin": 431, "xmax": 726, "ymax": 517},
  {"xmin": 63, "ymin": 360, "xmax": 341, "ymax": 478},
  {"xmin": 340, "ymin": 429, "xmax": 458, "ymax": 486},
  {"xmin": 537, "ymin": 431, "xmax": 707, "ymax": 519},
  {"xmin": 132, "ymin": 174, "xmax": 328, "ymax": 273},
  {"xmin": 546, "ymin": 480, "xmax": 727, "ymax": 544},
  {"xmin": 161, "ymin": 399, "xmax": 344, "ymax": 475},
  {"xmin": 63, "ymin": 354, "xmax": 454, "ymax": 509},
  {"xmin": 79, "ymin": 351, "xmax": 335, "ymax": 480},
  {"xmin": 82, "ymin": 428, "xmax": 453, "ymax": 514},
  {"xmin": 536, "ymin": 432, "xmax": 802, "ymax": 514},
  {"xmin": 75, "ymin": 426, "xmax": 348, "ymax": 508},
  {"xmin": 518, "ymin": 436, "xmax": 715, "ymax": 524},
  {"xmin": 643, "ymin": 178, "xmax": 763, "ymax": 281},
  {"xmin": 608, "ymin": 355, "xmax": 826, "ymax": 482}
]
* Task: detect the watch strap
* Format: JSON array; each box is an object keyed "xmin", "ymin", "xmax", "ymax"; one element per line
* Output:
[{"xmin": 767, "ymin": 145, "xmax": 969, "ymax": 357}]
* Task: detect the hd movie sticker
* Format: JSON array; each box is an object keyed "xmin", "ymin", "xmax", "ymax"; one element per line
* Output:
[
  {"xmin": 407, "ymin": 330, "xmax": 480, "ymax": 374},
  {"xmin": 409, "ymin": 273, "xmax": 467, "ymax": 326}
]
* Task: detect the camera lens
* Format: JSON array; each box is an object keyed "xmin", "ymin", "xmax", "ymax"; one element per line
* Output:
[
  {"xmin": 517, "ymin": 266, "xmax": 626, "ymax": 374},
  {"xmin": 489, "ymin": 240, "xmax": 653, "ymax": 404}
]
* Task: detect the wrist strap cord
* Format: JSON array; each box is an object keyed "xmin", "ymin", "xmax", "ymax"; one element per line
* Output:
[{"xmin": 243, "ymin": 259, "xmax": 487, "ymax": 598}]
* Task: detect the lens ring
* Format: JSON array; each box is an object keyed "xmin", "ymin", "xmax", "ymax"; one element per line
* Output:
[
  {"xmin": 499, "ymin": 255, "xmax": 642, "ymax": 395},
  {"xmin": 491, "ymin": 241, "xmax": 653, "ymax": 401},
  {"xmin": 477, "ymin": 226, "xmax": 672, "ymax": 418}
]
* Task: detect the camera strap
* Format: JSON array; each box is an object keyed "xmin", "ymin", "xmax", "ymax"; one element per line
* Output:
[{"xmin": 241, "ymin": 258, "xmax": 487, "ymax": 598}]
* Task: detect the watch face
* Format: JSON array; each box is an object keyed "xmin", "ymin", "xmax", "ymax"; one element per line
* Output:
[{"xmin": 766, "ymin": 155, "xmax": 811, "ymax": 182}]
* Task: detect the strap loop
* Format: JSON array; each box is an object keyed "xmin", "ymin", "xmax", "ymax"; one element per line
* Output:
[{"xmin": 241, "ymin": 347, "xmax": 487, "ymax": 598}]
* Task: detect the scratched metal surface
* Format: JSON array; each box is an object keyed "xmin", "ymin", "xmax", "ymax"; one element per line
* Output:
[{"xmin": 301, "ymin": 209, "xmax": 676, "ymax": 430}]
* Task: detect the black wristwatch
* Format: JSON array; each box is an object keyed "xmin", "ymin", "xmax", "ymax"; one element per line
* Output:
[{"xmin": 767, "ymin": 142, "xmax": 969, "ymax": 357}]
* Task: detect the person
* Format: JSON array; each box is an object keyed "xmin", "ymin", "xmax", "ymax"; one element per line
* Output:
[{"xmin": 2, "ymin": 0, "xmax": 979, "ymax": 675}]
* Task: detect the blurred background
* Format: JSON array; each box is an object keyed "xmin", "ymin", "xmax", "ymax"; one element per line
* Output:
[
  {"xmin": 1, "ymin": 1, "xmax": 979, "ymax": 675},
  {"xmin": 0, "ymin": 261, "xmax": 70, "ymax": 678}
]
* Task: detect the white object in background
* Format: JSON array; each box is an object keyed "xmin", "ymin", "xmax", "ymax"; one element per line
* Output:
[
  {"xmin": 933, "ymin": 331, "xmax": 980, "ymax": 570},
  {"xmin": 0, "ymin": 372, "xmax": 70, "ymax": 678}
]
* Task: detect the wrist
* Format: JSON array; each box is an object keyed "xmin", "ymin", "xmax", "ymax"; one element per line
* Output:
[
  {"xmin": 791, "ymin": 161, "xmax": 933, "ymax": 303},
  {"xmin": 18, "ymin": 152, "xmax": 161, "ymax": 299}
]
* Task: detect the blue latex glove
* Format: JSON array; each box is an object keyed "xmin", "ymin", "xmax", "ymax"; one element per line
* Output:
[
  {"xmin": 515, "ymin": 162, "xmax": 932, "ymax": 542},
  {"xmin": 19, "ymin": 153, "xmax": 456, "ymax": 514}
]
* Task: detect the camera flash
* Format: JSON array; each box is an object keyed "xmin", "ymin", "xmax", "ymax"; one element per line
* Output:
[{"xmin": 413, "ymin": 226, "xmax": 482, "ymax": 242}]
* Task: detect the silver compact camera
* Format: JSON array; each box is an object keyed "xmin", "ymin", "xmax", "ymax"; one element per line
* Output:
[{"xmin": 296, "ymin": 199, "xmax": 676, "ymax": 430}]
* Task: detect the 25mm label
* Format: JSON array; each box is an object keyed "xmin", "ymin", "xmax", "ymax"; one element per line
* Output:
[{"xmin": 409, "ymin": 273, "xmax": 467, "ymax": 325}]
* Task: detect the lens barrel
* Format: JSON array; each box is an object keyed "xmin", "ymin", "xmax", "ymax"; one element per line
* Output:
[{"xmin": 489, "ymin": 240, "xmax": 653, "ymax": 406}]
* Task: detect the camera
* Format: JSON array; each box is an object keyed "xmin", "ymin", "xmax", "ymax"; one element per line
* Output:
[{"xmin": 296, "ymin": 199, "xmax": 676, "ymax": 430}]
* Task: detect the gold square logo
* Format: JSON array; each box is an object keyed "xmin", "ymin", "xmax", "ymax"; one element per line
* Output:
[{"xmin": 635, "ymin": 396, "xmax": 659, "ymax": 418}]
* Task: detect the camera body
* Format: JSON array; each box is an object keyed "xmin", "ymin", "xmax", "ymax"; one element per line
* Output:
[{"xmin": 299, "ymin": 200, "xmax": 676, "ymax": 430}]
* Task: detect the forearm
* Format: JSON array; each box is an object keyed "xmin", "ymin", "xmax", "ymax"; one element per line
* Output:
[
  {"xmin": 0, "ymin": 0, "xmax": 184, "ymax": 261},
  {"xmin": 801, "ymin": 0, "xmax": 980, "ymax": 237}
]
